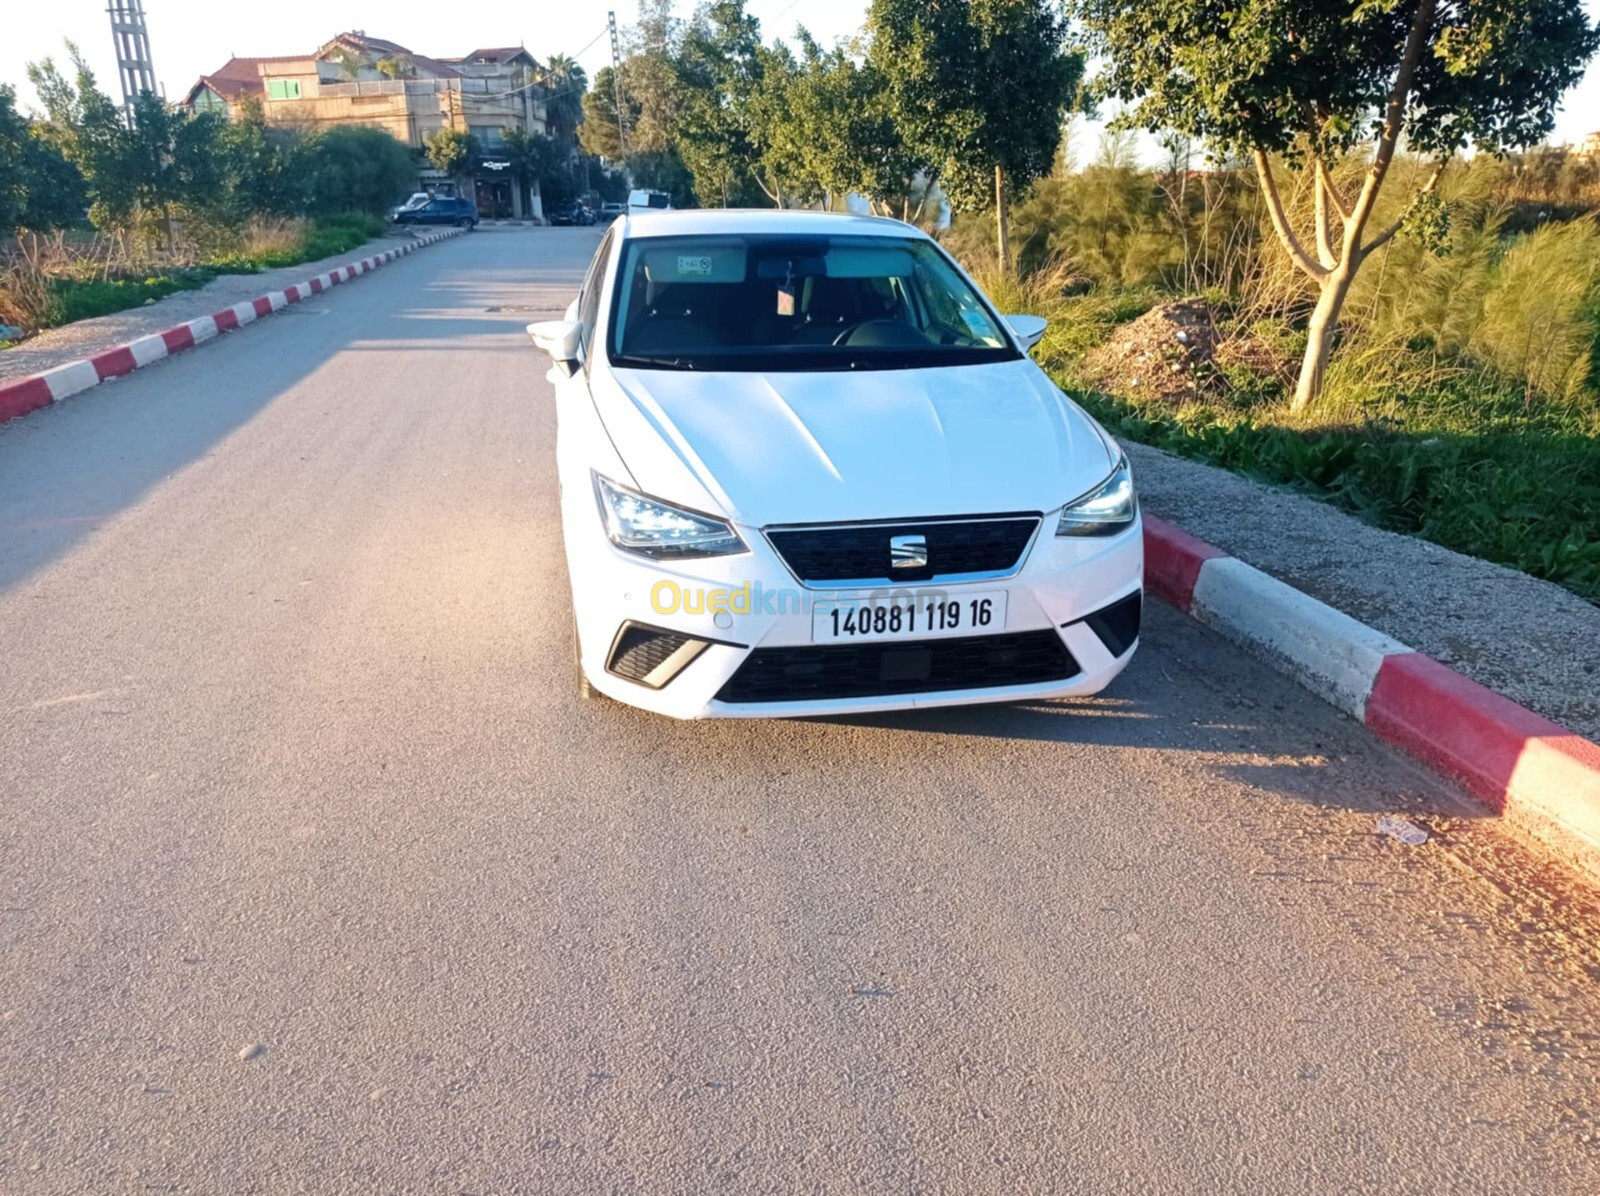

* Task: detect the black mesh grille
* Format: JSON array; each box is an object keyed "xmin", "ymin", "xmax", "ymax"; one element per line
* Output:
[
  {"xmin": 766, "ymin": 517, "xmax": 1039, "ymax": 583},
  {"xmin": 715, "ymin": 631, "xmax": 1078, "ymax": 704},
  {"xmin": 608, "ymin": 624, "xmax": 694, "ymax": 685}
]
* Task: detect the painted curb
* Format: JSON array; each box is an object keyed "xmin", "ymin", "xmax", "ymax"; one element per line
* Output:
[
  {"xmin": 1142, "ymin": 513, "xmax": 1600, "ymax": 875},
  {"xmin": 0, "ymin": 228, "xmax": 464, "ymax": 426}
]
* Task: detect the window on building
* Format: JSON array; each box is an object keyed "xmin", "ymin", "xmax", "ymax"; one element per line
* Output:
[
  {"xmin": 267, "ymin": 80, "xmax": 302, "ymax": 100},
  {"xmin": 470, "ymin": 124, "xmax": 506, "ymax": 149}
]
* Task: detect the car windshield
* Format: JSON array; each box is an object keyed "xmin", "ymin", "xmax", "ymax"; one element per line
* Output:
[{"xmin": 607, "ymin": 233, "xmax": 1021, "ymax": 372}]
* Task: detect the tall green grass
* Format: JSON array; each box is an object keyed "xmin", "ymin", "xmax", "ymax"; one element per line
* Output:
[{"xmin": 5, "ymin": 214, "xmax": 391, "ymax": 337}]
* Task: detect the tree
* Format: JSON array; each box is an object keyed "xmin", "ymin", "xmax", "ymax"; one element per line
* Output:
[
  {"xmin": 375, "ymin": 55, "xmax": 412, "ymax": 80},
  {"xmin": 500, "ymin": 127, "xmax": 560, "ymax": 211},
  {"xmin": 219, "ymin": 96, "xmax": 311, "ymax": 217},
  {"xmin": 27, "ymin": 45, "xmax": 129, "ymax": 230},
  {"xmin": 0, "ymin": 84, "xmax": 86, "ymax": 233},
  {"xmin": 425, "ymin": 128, "xmax": 478, "ymax": 190},
  {"xmin": 121, "ymin": 92, "xmax": 230, "ymax": 249},
  {"xmin": 305, "ymin": 125, "xmax": 415, "ymax": 215},
  {"xmin": 675, "ymin": 1, "xmax": 780, "ymax": 206},
  {"xmin": 779, "ymin": 32, "xmax": 922, "ymax": 216},
  {"xmin": 869, "ymin": 0, "xmax": 1083, "ymax": 270},
  {"xmin": 542, "ymin": 53, "xmax": 588, "ymax": 150},
  {"xmin": 578, "ymin": 65, "xmax": 632, "ymax": 161},
  {"xmin": 1070, "ymin": 0, "xmax": 1600, "ymax": 409}
]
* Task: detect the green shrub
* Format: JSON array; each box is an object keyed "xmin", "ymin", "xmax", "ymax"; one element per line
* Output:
[{"xmin": 49, "ymin": 268, "xmax": 216, "ymax": 324}]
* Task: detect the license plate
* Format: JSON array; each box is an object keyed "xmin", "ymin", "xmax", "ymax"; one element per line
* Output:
[{"xmin": 811, "ymin": 589, "xmax": 1008, "ymax": 644}]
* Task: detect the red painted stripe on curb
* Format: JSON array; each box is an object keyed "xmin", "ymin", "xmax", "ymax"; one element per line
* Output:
[
  {"xmin": 0, "ymin": 234, "xmax": 454, "ymax": 428},
  {"xmin": 161, "ymin": 325, "xmax": 196, "ymax": 354},
  {"xmin": 1142, "ymin": 514, "xmax": 1228, "ymax": 612},
  {"xmin": 91, "ymin": 346, "xmax": 138, "ymax": 380},
  {"xmin": 1367, "ymin": 653, "xmax": 1600, "ymax": 820},
  {"xmin": 0, "ymin": 376, "xmax": 53, "ymax": 423}
]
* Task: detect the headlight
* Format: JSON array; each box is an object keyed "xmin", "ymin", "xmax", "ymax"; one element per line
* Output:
[
  {"xmin": 1056, "ymin": 457, "xmax": 1137, "ymax": 536},
  {"xmin": 593, "ymin": 474, "xmax": 747, "ymax": 559}
]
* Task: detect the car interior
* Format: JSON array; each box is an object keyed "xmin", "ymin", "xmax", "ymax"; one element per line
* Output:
[{"xmin": 614, "ymin": 240, "xmax": 1006, "ymax": 357}]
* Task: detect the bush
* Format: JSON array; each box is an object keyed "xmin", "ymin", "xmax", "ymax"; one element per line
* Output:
[
  {"xmin": 303, "ymin": 126, "xmax": 416, "ymax": 217},
  {"xmin": 49, "ymin": 268, "xmax": 217, "ymax": 324}
]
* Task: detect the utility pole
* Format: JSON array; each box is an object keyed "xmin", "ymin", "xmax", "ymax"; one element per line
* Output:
[
  {"xmin": 608, "ymin": 10, "xmax": 627, "ymax": 160},
  {"xmin": 106, "ymin": 0, "xmax": 157, "ymax": 124}
]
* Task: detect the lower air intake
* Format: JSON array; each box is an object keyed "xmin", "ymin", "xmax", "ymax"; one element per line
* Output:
[{"xmin": 716, "ymin": 630, "xmax": 1078, "ymax": 704}]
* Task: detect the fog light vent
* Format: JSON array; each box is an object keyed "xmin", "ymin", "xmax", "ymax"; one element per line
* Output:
[{"xmin": 607, "ymin": 623, "xmax": 711, "ymax": 689}]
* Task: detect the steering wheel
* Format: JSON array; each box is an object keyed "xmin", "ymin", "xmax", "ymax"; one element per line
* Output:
[{"xmin": 830, "ymin": 320, "xmax": 872, "ymax": 346}]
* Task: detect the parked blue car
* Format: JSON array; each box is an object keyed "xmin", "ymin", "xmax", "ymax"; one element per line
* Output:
[{"xmin": 393, "ymin": 197, "xmax": 478, "ymax": 229}]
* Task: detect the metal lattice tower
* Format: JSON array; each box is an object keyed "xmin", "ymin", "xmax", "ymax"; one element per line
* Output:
[
  {"xmin": 608, "ymin": 10, "xmax": 627, "ymax": 156},
  {"xmin": 106, "ymin": 0, "xmax": 158, "ymax": 119}
]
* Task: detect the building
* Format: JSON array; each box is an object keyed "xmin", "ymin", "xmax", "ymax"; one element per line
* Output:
[
  {"xmin": 1582, "ymin": 131, "xmax": 1600, "ymax": 161},
  {"xmin": 184, "ymin": 31, "xmax": 551, "ymax": 218}
]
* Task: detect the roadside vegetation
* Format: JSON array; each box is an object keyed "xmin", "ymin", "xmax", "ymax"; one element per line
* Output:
[
  {"xmin": 0, "ymin": 48, "xmax": 409, "ymax": 341},
  {"xmin": 948, "ymin": 144, "xmax": 1600, "ymax": 603}
]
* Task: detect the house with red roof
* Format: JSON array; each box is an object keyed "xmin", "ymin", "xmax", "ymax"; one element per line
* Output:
[{"xmin": 183, "ymin": 32, "xmax": 552, "ymax": 218}]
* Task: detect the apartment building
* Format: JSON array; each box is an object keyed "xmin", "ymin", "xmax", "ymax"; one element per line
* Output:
[{"xmin": 184, "ymin": 31, "xmax": 550, "ymax": 218}]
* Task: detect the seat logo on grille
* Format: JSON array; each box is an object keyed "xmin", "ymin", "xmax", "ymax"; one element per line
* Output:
[{"xmin": 889, "ymin": 534, "xmax": 928, "ymax": 569}]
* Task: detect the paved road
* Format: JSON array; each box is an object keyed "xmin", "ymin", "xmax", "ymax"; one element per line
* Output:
[{"xmin": 4, "ymin": 228, "xmax": 1600, "ymax": 1194}]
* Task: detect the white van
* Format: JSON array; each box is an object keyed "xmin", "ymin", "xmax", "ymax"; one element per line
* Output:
[{"xmin": 627, "ymin": 189, "xmax": 672, "ymax": 214}]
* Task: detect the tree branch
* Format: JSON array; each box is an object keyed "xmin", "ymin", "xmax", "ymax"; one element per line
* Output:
[
  {"xmin": 1347, "ymin": 0, "xmax": 1439, "ymax": 247},
  {"xmin": 1361, "ymin": 161, "xmax": 1445, "ymax": 256},
  {"xmin": 1314, "ymin": 165, "xmax": 1337, "ymax": 268},
  {"xmin": 1315, "ymin": 157, "xmax": 1351, "ymax": 224},
  {"xmin": 1253, "ymin": 149, "xmax": 1330, "ymax": 281}
]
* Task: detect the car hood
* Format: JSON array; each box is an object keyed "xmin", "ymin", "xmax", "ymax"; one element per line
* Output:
[
  {"xmin": 595, "ymin": 359, "xmax": 1120, "ymax": 527},
  {"xmin": 593, "ymin": 359, "xmax": 1118, "ymax": 527}
]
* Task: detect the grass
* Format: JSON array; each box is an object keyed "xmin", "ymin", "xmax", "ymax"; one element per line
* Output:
[
  {"xmin": 1036, "ymin": 295, "xmax": 1600, "ymax": 604},
  {"xmin": 2, "ymin": 212, "xmax": 391, "ymax": 339}
]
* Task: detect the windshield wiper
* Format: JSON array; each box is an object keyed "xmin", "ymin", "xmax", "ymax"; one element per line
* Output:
[{"xmin": 611, "ymin": 354, "xmax": 700, "ymax": 370}]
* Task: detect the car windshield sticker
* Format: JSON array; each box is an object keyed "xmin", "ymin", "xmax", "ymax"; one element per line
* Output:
[{"xmin": 677, "ymin": 255, "xmax": 713, "ymax": 276}]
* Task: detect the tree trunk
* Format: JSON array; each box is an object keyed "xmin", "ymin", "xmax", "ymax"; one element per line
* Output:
[
  {"xmin": 1293, "ymin": 269, "xmax": 1355, "ymax": 411},
  {"xmin": 995, "ymin": 165, "xmax": 1011, "ymax": 274}
]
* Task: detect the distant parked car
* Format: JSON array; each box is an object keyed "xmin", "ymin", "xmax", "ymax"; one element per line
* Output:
[
  {"xmin": 548, "ymin": 201, "xmax": 596, "ymax": 227},
  {"xmin": 627, "ymin": 189, "xmax": 671, "ymax": 214},
  {"xmin": 393, "ymin": 197, "xmax": 478, "ymax": 229},
  {"xmin": 599, "ymin": 202, "xmax": 626, "ymax": 220}
]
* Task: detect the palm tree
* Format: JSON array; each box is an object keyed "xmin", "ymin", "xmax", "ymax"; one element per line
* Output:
[{"xmin": 542, "ymin": 53, "xmax": 588, "ymax": 150}]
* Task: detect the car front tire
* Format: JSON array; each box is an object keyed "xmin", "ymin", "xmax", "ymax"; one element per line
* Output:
[{"xmin": 574, "ymin": 622, "xmax": 601, "ymax": 701}]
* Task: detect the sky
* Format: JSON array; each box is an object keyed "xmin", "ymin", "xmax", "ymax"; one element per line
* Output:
[{"xmin": 5, "ymin": 0, "xmax": 1598, "ymax": 150}]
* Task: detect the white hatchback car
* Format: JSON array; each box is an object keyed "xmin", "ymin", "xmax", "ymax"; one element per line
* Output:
[{"xmin": 529, "ymin": 210, "xmax": 1143, "ymax": 719}]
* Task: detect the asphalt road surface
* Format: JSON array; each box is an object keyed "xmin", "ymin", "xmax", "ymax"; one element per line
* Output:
[{"xmin": 5, "ymin": 227, "xmax": 1600, "ymax": 1194}]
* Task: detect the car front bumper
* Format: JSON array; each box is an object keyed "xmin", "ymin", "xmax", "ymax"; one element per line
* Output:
[{"xmin": 570, "ymin": 514, "xmax": 1145, "ymax": 720}]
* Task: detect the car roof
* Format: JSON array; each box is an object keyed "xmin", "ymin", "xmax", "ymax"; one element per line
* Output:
[{"xmin": 619, "ymin": 208, "xmax": 930, "ymax": 242}]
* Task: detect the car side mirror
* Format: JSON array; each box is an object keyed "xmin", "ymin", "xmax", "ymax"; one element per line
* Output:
[
  {"xmin": 527, "ymin": 320, "xmax": 582, "ymax": 377},
  {"xmin": 1005, "ymin": 314, "xmax": 1048, "ymax": 351}
]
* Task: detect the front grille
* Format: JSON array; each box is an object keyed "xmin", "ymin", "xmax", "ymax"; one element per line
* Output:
[
  {"xmin": 715, "ymin": 630, "xmax": 1078, "ymax": 704},
  {"xmin": 766, "ymin": 516, "xmax": 1039, "ymax": 584}
]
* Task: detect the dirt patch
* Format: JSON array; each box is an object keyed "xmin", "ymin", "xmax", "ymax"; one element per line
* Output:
[{"xmin": 1083, "ymin": 298, "xmax": 1221, "ymax": 402}]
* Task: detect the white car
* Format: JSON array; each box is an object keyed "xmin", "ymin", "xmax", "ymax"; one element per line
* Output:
[{"xmin": 528, "ymin": 210, "xmax": 1143, "ymax": 719}]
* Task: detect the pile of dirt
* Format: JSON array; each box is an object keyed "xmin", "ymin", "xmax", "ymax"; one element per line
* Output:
[{"xmin": 1083, "ymin": 298, "xmax": 1221, "ymax": 402}]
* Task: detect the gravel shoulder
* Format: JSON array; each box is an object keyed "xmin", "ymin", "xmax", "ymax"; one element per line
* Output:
[
  {"xmin": 0, "ymin": 229, "xmax": 425, "ymax": 383},
  {"xmin": 1125, "ymin": 440, "xmax": 1600, "ymax": 741}
]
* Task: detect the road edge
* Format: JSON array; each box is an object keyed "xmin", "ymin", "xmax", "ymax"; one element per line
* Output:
[
  {"xmin": 0, "ymin": 227, "xmax": 465, "ymax": 426},
  {"xmin": 1144, "ymin": 514, "xmax": 1600, "ymax": 878}
]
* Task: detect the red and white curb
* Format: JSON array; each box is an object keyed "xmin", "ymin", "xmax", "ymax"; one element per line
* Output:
[
  {"xmin": 1144, "ymin": 515, "xmax": 1600, "ymax": 871},
  {"xmin": 0, "ymin": 228, "xmax": 465, "ymax": 426}
]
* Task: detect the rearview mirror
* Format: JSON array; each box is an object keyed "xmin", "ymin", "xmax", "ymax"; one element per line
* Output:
[
  {"xmin": 527, "ymin": 320, "xmax": 582, "ymax": 376},
  {"xmin": 1006, "ymin": 314, "xmax": 1048, "ymax": 351}
]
